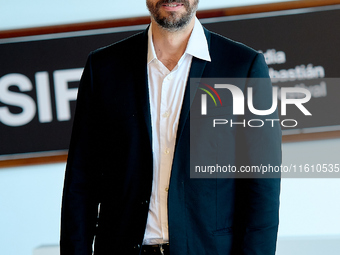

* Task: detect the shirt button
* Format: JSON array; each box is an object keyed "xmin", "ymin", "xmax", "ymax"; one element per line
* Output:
[
  {"xmin": 165, "ymin": 148, "xmax": 170, "ymax": 154},
  {"xmin": 162, "ymin": 111, "xmax": 170, "ymax": 118},
  {"xmin": 167, "ymin": 74, "xmax": 173, "ymax": 81},
  {"xmin": 165, "ymin": 187, "xmax": 169, "ymax": 192}
]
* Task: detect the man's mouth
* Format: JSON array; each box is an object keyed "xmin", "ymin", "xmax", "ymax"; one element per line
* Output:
[
  {"xmin": 163, "ymin": 3, "xmax": 183, "ymax": 7},
  {"xmin": 162, "ymin": 2, "xmax": 184, "ymax": 10}
]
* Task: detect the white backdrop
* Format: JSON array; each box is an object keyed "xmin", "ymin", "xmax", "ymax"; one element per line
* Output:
[{"xmin": 0, "ymin": 0, "xmax": 293, "ymax": 30}]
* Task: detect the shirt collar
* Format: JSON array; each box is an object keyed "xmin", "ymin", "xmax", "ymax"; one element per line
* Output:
[
  {"xmin": 185, "ymin": 17, "xmax": 211, "ymax": 62},
  {"xmin": 147, "ymin": 24, "xmax": 157, "ymax": 65},
  {"xmin": 147, "ymin": 16, "xmax": 211, "ymax": 65}
]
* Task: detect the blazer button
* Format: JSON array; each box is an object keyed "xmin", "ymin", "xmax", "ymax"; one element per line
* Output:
[
  {"xmin": 141, "ymin": 200, "xmax": 149, "ymax": 205},
  {"xmin": 133, "ymin": 244, "xmax": 141, "ymax": 249}
]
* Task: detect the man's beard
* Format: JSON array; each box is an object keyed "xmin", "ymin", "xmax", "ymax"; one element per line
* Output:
[{"xmin": 147, "ymin": 0, "xmax": 199, "ymax": 32}]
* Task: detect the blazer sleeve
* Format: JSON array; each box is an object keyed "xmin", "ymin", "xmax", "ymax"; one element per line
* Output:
[
  {"xmin": 60, "ymin": 53, "xmax": 100, "ymax": 255},
  {"xmin": 235, "ymin": 53, "xmax": 282, "ymax": 255}
]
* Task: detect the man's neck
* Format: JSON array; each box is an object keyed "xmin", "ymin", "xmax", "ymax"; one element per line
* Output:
[{"xmin": 151, "ymin": 17, "xmax": 195, "ymax": 71}]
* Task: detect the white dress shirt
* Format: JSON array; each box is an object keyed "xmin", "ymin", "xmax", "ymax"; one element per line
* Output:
[{"xmin": 143, "ymin": 17, "xmax": 211, "ymax": 245}]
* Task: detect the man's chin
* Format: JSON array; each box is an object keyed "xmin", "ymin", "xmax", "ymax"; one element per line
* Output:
[{"xmin": 159, "ymin": 9, "xmax": 186, "ymax": 19}]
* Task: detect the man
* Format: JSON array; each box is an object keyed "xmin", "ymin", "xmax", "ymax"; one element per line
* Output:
[{"xmin": 60, "ymin": 0, "xmax": 281, "ymax": 254}]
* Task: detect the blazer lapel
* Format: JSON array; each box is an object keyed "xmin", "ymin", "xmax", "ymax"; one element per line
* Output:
[
  {"xmin": 175, "ymin": 28, "xmax": 211, "ymax": 148},
  {"xmin": 136, "ymin": 27, "xmax": 153, "ymax": 148}
]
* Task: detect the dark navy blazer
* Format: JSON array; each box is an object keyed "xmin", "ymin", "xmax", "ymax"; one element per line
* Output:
[{"xmin": 60, "ymin": 26, "xmax": 281, "ymax": 255}]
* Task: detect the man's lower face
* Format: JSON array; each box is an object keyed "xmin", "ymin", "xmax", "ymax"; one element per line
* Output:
[{"xmin": 146, "ymin": 0, "xmax": 199, "ymax": 31}]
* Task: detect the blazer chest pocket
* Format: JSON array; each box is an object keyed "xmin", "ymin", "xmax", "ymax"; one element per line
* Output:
[{"xmin": 212, "ymin": 227, "xmax": 233, "ymax": 236}]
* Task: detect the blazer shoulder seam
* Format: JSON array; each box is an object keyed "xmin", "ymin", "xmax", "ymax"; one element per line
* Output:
[
  {"xmin": 91, "ymin": 30, "xmax": 145, "ymax": 55},
  {"xmin": 208, "ymin": 30, "xmax": 259, "ymax": 56}
]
